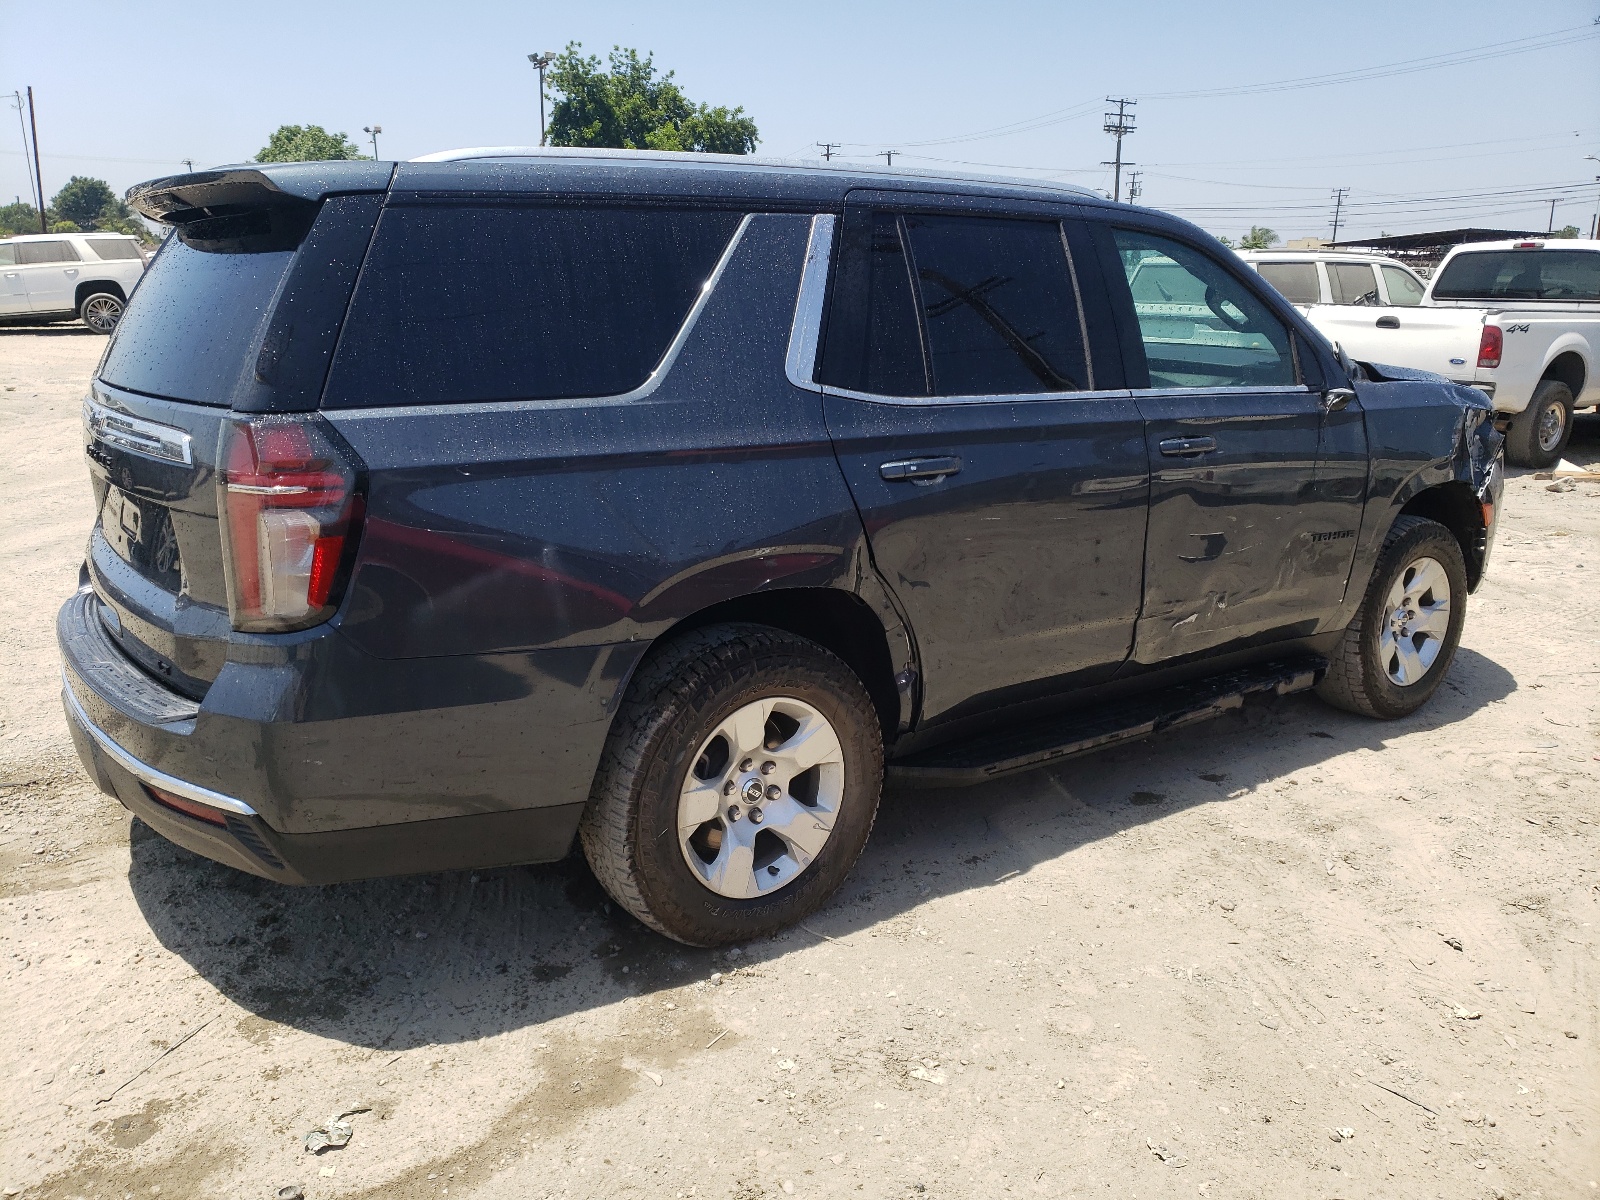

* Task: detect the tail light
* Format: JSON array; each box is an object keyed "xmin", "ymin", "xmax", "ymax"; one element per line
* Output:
[
  {"xmin": 1477, "ymin": 324, "xmax": 1502, "ymax": 369},
  {"xmin": 217, "ymin": 415, "xmax": 364, "ymax": 632}
]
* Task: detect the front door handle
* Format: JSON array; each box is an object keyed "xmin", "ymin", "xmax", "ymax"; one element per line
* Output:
[
  {"xmin": 1158, "ymin": 436, "xmax": 1217, "ymax": 457},
  {"xmin": 1375, "ymin": 315, "xmax": 1400, "ymax": 329},
  {"xmin": 880, "ymin": 456, "xmax": 961, "ymax": 482},
  {"xmin": 1322, "ymin": 387, "xmax": 1356, "ymax": 413}
]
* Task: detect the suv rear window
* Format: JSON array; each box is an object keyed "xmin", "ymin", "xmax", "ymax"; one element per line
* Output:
[
  {"xmin": 323, "ymin": 205, "xmax": 745, "ymax": 408},
  {"xmin": 89, "ymin": 239, "xmax": 143, "ymax": 261},
  {"xmin": 1433, "ymin": 249, "xmax": 1600, "ymax": 302},
  {"xmin": 99, "ymin": 237, "xmax": 299, "ymax": 404}
]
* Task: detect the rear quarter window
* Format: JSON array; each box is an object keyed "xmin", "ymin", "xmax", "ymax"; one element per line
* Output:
[
  {"xmin": 323, "ymin": 204, "xmax": 746, "ymax": 407},
  {"xmin": 1255, "ymin": 261, "xmax": 1320, "ymax": 305},
  {"xmin": 89, "ymin": 239, "xmax": 144, "ymax": 261}
]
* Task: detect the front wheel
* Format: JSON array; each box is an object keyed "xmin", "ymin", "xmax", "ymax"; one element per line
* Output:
[
  {"xmin": 1316, "ymin": 515, "xmax": 1468, "ymax": 719},
  {"xmin": 79, "ymin": 292, "xmax": 124, "ymax": 335},
  {"xmin": 580, "ymin": 623, "xmax": 883, "ymax": 946},
  {"xmin": 1504, "ymin": 379, "xmax": 1573, "ymax": 469}
]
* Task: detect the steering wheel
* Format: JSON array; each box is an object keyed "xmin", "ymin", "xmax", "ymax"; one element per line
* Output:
[{"xmin": 1204, "ymin": 283, "xmax": 1252, "ymax": 332}]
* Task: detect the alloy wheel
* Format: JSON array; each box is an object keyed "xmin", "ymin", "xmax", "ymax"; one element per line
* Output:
[
  {"xmin": 677, "ymin": 696, "xmax": 845, "ymax": 899},
  {"xmin": 1379, "ymin": 555, "xmax": 1452, "ymax": 687},
  {"xmin": 82, "ymin": 295, "xmax": 122, "ymax": 334}
]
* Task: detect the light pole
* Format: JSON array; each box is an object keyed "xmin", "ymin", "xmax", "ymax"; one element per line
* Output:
[
  {"xmin": 364, "ymin": 125, "xmax": 383, "ymax": 160},
  {"xmin": 528, "ymin": 52, "xmax": 556, "ymax": 146},
  {"xmin": 1587, "ymin": 156, "xmax": 1600, "ymax": 238}
]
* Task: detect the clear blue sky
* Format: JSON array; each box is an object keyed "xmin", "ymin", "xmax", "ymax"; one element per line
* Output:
[{"xmin": 3, "ymin": 0, "xmax": 1598, "ymax": 242}]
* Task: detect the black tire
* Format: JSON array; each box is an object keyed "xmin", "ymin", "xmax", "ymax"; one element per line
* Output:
[
  {"xmin": 1316, "ymin": 515, "xmax": 1469, "ymax": 719},
  {"xmin": 1504, "ymin": 379, "xmax": 1573, "ymax": 469},
  {"xmin": 579, "ymin": 623, "xmax": 883, "ymax": 946},
  {"xmin": 79, "ymin": 292, "xmax": 124, "ymax": 335}
]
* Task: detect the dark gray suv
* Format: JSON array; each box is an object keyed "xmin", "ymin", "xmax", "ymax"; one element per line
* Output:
[{"xmin": 58, "ymin": 150, "xmax": 1503, "ymax": 945}]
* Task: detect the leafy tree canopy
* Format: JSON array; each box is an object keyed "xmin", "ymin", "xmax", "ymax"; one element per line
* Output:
[
  {"xmin": 255, "ymin": 124, "xmax": 366, "ymax": 164},
  {"xmin": 1553, "ymin": 224, "xmax": 1581, "ymax": 239},
  {"xmin": 52, "ymin": 176, "xmax": 119, "ymax": 227},
  {"xmin": 547, "ymin": 44, "xmax": 758, "ymax": 154},
  {"xmin": 1237, "ymin": 225, "xmax": 1280, "ymax": 250},
  {"xmin": 0, "ymin": 201, "xmax": 41, "ymax": 237}
]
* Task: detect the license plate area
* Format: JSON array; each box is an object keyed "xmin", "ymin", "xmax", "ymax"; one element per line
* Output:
[{"xmin": 100, "ymin": 487, "xmax": 182, "ymax": 592}]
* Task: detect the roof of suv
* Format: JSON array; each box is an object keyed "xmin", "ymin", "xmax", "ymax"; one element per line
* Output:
[
  {"xmin": 128, "ymin": 148, "xmax": 1127, "ymax": 224},
  {"xmin": 2, "ymin": 232, "xmax": 140, "ymax": 242},
  {"xmin": 1237, "ymin": 249, "xmax": 1397, "ymax": 263}
]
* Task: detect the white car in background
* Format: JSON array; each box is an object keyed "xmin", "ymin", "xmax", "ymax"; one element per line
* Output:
[
  {"xmin": 1241, "ymin": 243, "xmax": 1600, "ymax": 467},
  {"xmin": 0, "ymin": 231, "xmax": 148, "ymax": 334}
]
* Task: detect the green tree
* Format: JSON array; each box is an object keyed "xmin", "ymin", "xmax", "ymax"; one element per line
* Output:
[
  {"xmin": 51, "ymin": 176, "xmax": 118, "ymax": 227},
  {"xmin": 40, "ymin": 176, "xmax": 155, "ymax": 243},
  {"xmin": 547, "ymin": 44, "xmax": 758, "ymax": 154},
  {"xmin": 254, "ymin": 124, "xmax": 366, "ymax": 164},
  {"xmin": 0, "ymin": 201, "xmax": 42, "ymax": 236},
  {"xmin": 1238, "ymin": 225, "xmax": 1279, "ymax": 250},
  {"xmin": 1553, "ymin": 224, "xmax": 1581, "ymax": 239},
  {"xmin": 1215, "ymin": 233, "xmax": 1237, "ymax": 249}
]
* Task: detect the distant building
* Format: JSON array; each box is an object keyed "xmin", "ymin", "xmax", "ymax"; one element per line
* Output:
[
  {"xmin": 1328, "ymin": 227, "xmax": 1545, "ymax": 275},
  {"xmin": 1284, "ymin": 237, "xmax": 1327, "ymax": 250}
]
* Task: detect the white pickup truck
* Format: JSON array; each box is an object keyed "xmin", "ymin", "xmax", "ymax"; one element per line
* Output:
[{"xmin": 1240, "ymin": 241, "xmax": 1600, "ymax": 467}]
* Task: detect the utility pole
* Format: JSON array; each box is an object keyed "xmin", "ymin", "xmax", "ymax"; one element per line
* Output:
[
  {"xmin": 880, "ymin": 150, "xmax": 896, "ymax": 167},
  {"xmin": 364, "ymin": 125, "xmax": 383, "ymax": 160},
  {"xmin": 1589, "ymin": 157, "xmax": 1600, "ymax": 239},
  {"xmin": 1126, "ymin": 171, "xmax": 1143, "ymax": 204},
  {"xmin": 1546, "ymin": 197, "xmax": 1557, "ymax": 234},
  {"xmin": 1329, "ymin": 187, "xmax": 1350, "ymax": 244},
  {"xmin": 527, "ymin": 52, "xmax": 556, "ymax": 146},
  {"xmin": 816, "ymin": 142, "xmax": 839, "ymax": 162},
  {"xmin": 182, "ymin": 159, "xmax": 194, "ymax": 173},
  {"xmin": 27, "ymin": 87, "xmax": 45, "ymax": 232},
  {"xmin": 1101, "ymin": 97, "xmax": 1136, "ymax": 203},
  {"xmin": 9, "ymin": 93, "xmax": 37, "ymax": 218}
]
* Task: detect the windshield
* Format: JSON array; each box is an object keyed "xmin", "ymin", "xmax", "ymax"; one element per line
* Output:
[{"xmin": 1432, "ymin": 249, "xmax": 1600, "ymax": 302}]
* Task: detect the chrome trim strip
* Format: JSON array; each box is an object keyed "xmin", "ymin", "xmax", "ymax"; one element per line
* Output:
[
  {"xmin": 1130, "ymin": 385, "xmax": 1316, "ymax": 399},
  {"xmin": 821, "ymin": 384, "xmax": 1136, "ymax": 407},
  {"xmin": 62, "ymin": 673, "xmax": 259, "ymax": 817},
  {"xmin": 83, "ymin": 396, "xmax": 193, "ymax": 466},
  {"xmin": 785, "ymin": 214, "xmax": 835, "ymax": 392},
  {"xmin": 322, "ymin": 213, "xmax": 756, "ymax": 420}
]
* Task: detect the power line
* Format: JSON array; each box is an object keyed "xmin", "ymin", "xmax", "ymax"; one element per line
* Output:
[{"xmin": 1101, "ymin": 98, "xmax": 1136, "ymax": 204}]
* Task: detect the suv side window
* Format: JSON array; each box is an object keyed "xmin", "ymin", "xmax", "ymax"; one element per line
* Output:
[
  {"xmin": 1327, "ymin": 262, "xmax": 1380, "ymax": 306},
  {"xmin": 326, "ymin": 205, "xmax": 745, "ymax": 407},
  {"xmin": 0, "ymin": 244, "xmax": 13, "ymax": 265},
  {"xmin": 820, "ymin": 209, "xmax": 1090, "ymax": 397},
  {"xmin": 1255, "ymin": 261, "xmax": 1320, "ymax": 305},
  {"xmin": 1109, "ymin": 228, "xmax": 1296, "ymax": 390},
  {"xmin": 15, "ymin": 240, "xmax": 81, "ymax": 264},
  {"xmin": 90, "ymin": 239, "xmax": 143, "ymax": 261}
]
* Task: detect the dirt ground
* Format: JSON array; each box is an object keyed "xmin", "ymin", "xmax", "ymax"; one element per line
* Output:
[{"xmin": 2, "ymin": 327, "xmax": 1596, "ymax": 1200}]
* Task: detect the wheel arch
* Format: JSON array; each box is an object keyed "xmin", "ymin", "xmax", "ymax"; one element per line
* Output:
[
  {"xmin": 74, "ymin": 280, "xmax": 127, "ymax": 309},
  {"xmin": 1397, "ymin": 481, "xmax": 1487, "ymax": 589},
  {"xmin": 645, "ymin": 587, "xmax": 904, "ymax": 744},
  {"xmin": 1540, "ymin": 349, "xmax": 1586, "ymax": 400}
]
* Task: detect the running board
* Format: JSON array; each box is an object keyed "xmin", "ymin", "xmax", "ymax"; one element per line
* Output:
[{"xmin": 886, "ymin": 657, "xmax": 1326, "ymax": 788}]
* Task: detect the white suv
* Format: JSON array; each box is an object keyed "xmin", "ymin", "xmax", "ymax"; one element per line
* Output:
[{"xmin": 0, "ymin": 231, "xmax": 148, "ymax": 334}]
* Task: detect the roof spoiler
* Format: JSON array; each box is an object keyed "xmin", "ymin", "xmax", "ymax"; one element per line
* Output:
[{"xmin": 127, "ymin": 161, "xmax": 393, "ymax": 225}]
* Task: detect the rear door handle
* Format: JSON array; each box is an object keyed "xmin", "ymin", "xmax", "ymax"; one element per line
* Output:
[
  {"xmin": 1158, "ymin": 436, "xmax": 1217, "ymax": 457},
  {"xmin": 1375, "ymin": 315, "xmax": 1400, "ymax": 329},
  {"xmin": 880, "ymin": 455, "xmax": 961, "ymax": 482}
]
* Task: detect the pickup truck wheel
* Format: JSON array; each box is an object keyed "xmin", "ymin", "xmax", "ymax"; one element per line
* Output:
[
  {"xmin": 1505, "ymin": 380, "xmax": 1573, "ymax": 468},
  {"xmin": 579, "ymin": 623, "xmax": 883, "ymax": 947},
  {"xmin": 78, "ymin": 292, "xmax": 124, "ymax": 335},
  {"xmin": 1315, "ymin": 515, "xmax": 1468, "ymax": 719}
]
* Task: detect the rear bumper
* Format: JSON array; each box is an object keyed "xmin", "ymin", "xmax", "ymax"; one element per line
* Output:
[
  {"xmin": 57, "ymin": 587, "xmax": 632, "ymax": 883},
  {"xmin": 62, "ymin": 687, "xmax": 582, "ymax": 883}
]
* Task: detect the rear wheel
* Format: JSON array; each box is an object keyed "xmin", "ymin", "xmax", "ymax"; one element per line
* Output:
[
  {"xmin": 1505, "ymin": 379, "xmax": 1572, "ymax": 468},
  {"xmin": 79, "ymin": 292, "xmax": 124, "ymax": 335},
  {"xmin": 1316, "ymin": 515, "xmax": 1468, "ymax": 719},
  {"xmin": 579, "ymin": 623, "xmax": 883, "ymax": 946}
]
